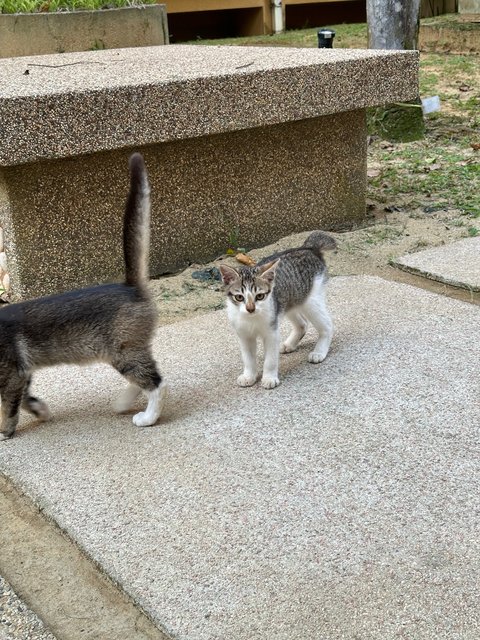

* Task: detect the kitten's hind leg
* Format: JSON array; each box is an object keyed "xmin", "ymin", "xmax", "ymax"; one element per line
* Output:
[
  {"xmin": 21, "ymin": 376, "xmax": 51, "ymax": 422},
  {"xmin": 113, "ymin": 352, "xmax": 167, "ymax": 427},
  {"xmin": 281, "ymin": 311, "xmax": 308, "ymax": 354},
  {"xmin": 113, "ymin": 384, "xmax": 142, "ymax": 414},
  {"xmin": 301, "ymin": 278, "xmax": 333, "ymax": 364},
  {"xmin": 1, "ymin": 378, "xmax": 26, "ymax": 440},
  {"xmin": 134, "ymin": 383, "xmax": 168, "ymax": 428}
]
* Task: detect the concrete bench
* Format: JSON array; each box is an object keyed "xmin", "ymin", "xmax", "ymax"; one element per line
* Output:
[{"xmin": 0, "ymin": 45, "xmax": 418, "ymax": 300}]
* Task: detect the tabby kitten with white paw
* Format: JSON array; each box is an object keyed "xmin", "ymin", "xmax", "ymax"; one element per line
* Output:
[
  {"xmin": 220, "ymin": 231, "xmax": 336, "ymax": 389},
  {"xmin": 0, "ymin": 153, "xmax": 166, "ymax": 440}
]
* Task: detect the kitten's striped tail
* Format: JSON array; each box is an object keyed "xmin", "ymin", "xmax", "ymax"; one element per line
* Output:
[
  {"xmin": 123, "ymin": 153, "xmax": 151, "ymax": 288},
  {"xmin": 302, "ymin": 231, "xmax": 337, "ymax": 257}
]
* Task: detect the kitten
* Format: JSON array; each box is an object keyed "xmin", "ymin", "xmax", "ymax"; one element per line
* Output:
[
  {"xmin": 219, "ymin": 231, "xmax": 336, "ymax": 389},
  {"xmin": 0, "ymin": 153, "xmax": 166, "ymax": 440}
]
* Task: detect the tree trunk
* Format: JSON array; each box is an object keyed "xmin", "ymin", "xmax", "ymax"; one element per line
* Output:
[
  {"xmin": 367, "ymin": 0, "xmax": 424, "ymax": 141},
  {"xmin": 367, "ymin": 0, "xmax": 421, "ymax": 50}
]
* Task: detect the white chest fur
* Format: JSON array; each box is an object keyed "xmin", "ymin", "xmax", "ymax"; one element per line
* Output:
[{"xmin": 226, "ymin": 296, "xmax": 275, "ymax": 339}]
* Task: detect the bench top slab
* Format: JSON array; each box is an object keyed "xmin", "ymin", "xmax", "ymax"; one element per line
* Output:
[{"xmin": 0, "ymin": 45, "xmax": 418, "ymax": 165}]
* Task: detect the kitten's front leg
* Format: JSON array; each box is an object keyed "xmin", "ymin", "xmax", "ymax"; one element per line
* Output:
[
  {"xmin": 237, "ymin": 334, "xmax": 258, "ymax": 387},
  {"xmin": 1, "ymin": 384, "xmax": 24, "ymax": 441},
  {"xmin": 261, "ymin": 328, "xmax": 280, "ymax": 389}
]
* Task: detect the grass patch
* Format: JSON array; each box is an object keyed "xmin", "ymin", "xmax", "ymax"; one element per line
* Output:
[
  {"xmin": 370, "ymin": 140, "xmax": 480, "ymax": 217},
  {"xmin": 0, "ymin": 0, "xmax": 155, "ymax": 13},
  {"xmin": 186, "ymin": 22, "xmax": 367, "ymax": 48},
  {"xmin": 422, "ymin": 13, "xmax": 480, "ymax": 31},
  {"xmin": 364, "ymin": 227, "xmax": 405, "ymax": 245}
]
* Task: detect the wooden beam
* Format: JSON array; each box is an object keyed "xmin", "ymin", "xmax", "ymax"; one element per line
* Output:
[{"xmin": 165, "ymin": 0, "xmax": 265, "ymax": 13}]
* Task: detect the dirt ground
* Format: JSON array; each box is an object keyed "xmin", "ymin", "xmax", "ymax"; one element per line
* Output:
[{"xmin": 150, "ymin": 205, "xmax": 479, "ymax": 328}]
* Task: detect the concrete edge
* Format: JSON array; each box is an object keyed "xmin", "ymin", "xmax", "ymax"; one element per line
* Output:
[
  {"xmin": 0, "ymin": 472, "xmax": 172, "ymax": 640},
  {"xmin": 391, "ymin": 259, "xmax": 480, "ymax": 293}
]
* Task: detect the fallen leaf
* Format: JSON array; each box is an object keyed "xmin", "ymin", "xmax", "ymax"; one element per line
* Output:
[
  {"xmin": 471, "ymin": 143, "xmax": 480, "ymax": 151},
  {"xmin": 236, "ymin": 253, "xmax": 256, "ymax": 267},
  {"xmin": 367, "ymin": 168, "xmax": 381, "ymax": 178}
]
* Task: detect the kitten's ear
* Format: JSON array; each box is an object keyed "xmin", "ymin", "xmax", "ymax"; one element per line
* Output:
[
  {"xmin": 219, "ymin": 265, "xmax": 240, "ymax": 286},
  {"xmin": 258, "ymin": 259, "xmax": 280, "ymax": 284}
]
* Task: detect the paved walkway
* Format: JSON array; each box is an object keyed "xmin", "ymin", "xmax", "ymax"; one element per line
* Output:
[{"xmin": 0, "ymin": 276, "xmax": 479, "ymax": 640}]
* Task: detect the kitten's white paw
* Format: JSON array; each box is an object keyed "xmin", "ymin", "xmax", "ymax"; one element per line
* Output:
[
  {"xmin": 133, "ymin": 411, "xmax": 155, "ymax": 427},
  {"xmin": 0, "ymin": 433, "xmax": 12, "ymax": 442},
  {"xmin": 132, "ymin": 383, "xmax": 168, "ymax": 427},
  {"xmin": 237, "ymin": 374, "xmax": 257, "ymax": 387},
  {"xmin": 308, "ymin": 349, "xmax": 328, "ymax": 364},
  {"xmin": 261, "ymin": 375, "xmax": 280, "ymax": 389},
  {"xmin": 280, "ymin": 342, "xmax": 296, "ymax": 354}
]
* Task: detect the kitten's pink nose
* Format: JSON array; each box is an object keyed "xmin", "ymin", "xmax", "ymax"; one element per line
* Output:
[{"xmin": 246, "ymin": 304, "xmax": 255, "ymax": 313}]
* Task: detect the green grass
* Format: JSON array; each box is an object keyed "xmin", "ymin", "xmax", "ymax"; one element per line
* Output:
[
  {"xmin": 0, "ymin": 0, "xmax": 155, "ymax": 13},
  {"xmin": 363, "ymin": 227, "xmax": 405, "ymax": 245},
  {"xmin": 186, "ymin": 22, "xmax": 367, "ymax": 48},
  {"xmin": 369, "ymin": 141, "xmax": 480, "ymax": 218},
  {"xmin": 419, "ymin": 71, "xmax": 440, "ymax": 95},
  {"xmin": 422, "ymin": 12, "xmax": 480, "ymax": 30}
]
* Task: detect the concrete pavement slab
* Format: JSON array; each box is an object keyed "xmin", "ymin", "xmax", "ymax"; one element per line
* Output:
[
  {"xmin": 0, "ymin": 276, "xmax": 479, "ymax": 640},
  {"xmin": 393, "ymin": 236, "xmax": 480, "ymax": 291}
]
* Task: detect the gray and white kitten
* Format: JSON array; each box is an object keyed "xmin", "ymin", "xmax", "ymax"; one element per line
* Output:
[
  {"xmin": 0, "ymin": 153, "xmax": 166, "ymax": 440},
  {"xmin": 220, "ymin": 231, "xmax": 336, "ymax": 389}
]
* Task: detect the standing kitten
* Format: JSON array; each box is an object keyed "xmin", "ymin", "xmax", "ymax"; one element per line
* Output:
[
  {"xmin": 220, "ymin": 231, "xmax": 336, "ymax": 389},
  {"xmin": 0, "ymin": 153, "xmax": 166, "ymax": 440}
]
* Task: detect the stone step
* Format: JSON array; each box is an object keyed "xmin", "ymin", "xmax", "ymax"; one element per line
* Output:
[{"xmin": 393, "ymin": 236, "xmax": 480, "ymax": 292}]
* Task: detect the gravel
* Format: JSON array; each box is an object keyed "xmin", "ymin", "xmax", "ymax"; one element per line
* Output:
[{"xmin": 0, "ymin": 577, "xmax": 56, "ymax": 640}]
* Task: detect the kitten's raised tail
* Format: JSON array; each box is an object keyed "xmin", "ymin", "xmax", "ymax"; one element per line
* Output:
[
  {"xmin": 124, "ymin": 153, "xmax": 151, "ymax": 288},
  {"xmin": 302, "ymin": 231, "xmax": 337, "ymax": 257}
]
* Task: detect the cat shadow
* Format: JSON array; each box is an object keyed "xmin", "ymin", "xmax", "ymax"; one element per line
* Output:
[
  {"xmin": 11, "ymin": 382, "xmax": 223, "ymax": 439},
  {"xmin": 10, "ymin": 336, "xmax": 338, "ymax": 440}
]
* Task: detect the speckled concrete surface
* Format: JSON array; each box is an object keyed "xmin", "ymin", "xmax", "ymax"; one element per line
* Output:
[
  {"xmin": 0, "ymin": 577, "xmax": 56, "ymax": 640},
  {"xmin": 0, "ymin": 276, "xmax": 479, "ymax": 640},
  {"xmin": 393, "ymin": 236, "xmax": 480, "ymax": 291},
  {"xmin": 2, "ymin": 115, "xmax": 366, "ymax": 300},
  {"xmin": 0, "ymin": 46, "xmax": 418, "ymax": 165}
]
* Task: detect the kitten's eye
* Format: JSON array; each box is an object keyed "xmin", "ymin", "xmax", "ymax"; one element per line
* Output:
[
  {"xmin": 256, "ymin": 293, "xmax": 266, "ymax": 301},
  {"xmin": 234, "ymin": 294, "xmax": 244, "ymax": 302}
]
